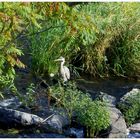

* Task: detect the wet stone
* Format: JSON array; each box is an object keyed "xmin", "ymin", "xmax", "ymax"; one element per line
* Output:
[
  {"xmin": 64, "ymin": 127, "xmax": 84, "ymax": 138},
  {"xmin": 0, "ymin": 97, "xmax": 22, "ymax": 109},
  {"xmin": 95, "ymin": 92, "xmax": 116, "ymax": 106},
  {"xmin": 129, "ymin": 123, "xmax": 140, "ymax": 133},
  {"xmin": 127, "ymin": 132, "xmax": 140, "ymax": 138},
  {"xmin": 108, "ymin": 107, "xmax": 127, "ymax": 138}
]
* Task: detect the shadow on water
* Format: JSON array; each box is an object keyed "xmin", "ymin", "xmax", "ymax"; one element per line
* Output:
[{"xmin": 76, "ymin": 74, "xmax": 140, "ymax": 102}]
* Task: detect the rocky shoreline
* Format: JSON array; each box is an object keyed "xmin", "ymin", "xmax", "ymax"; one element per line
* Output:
[{"xmin": 0, "ymin": 78, "xmax": 140, "ymax": 138}]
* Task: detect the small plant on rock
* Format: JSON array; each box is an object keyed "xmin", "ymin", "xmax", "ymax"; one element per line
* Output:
[
  {"xmin": 52, "ymin": 82, "xmax": 110, "ymax": 137},
  {"xmin": 118, "ymin": 91, "xmax": 140, "ymax": 126},
  {"xmin": 19, "ymin": 83, "xmax": 37, "ymax": 109},
  {"xmin": 52, "ymin": 82, "xmax": 90, "ymax": 123}
]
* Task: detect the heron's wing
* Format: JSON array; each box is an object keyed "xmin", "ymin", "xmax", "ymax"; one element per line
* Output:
[{"xmin": 64, "ymin": 66, "xmax": 70, "ymax": 80}]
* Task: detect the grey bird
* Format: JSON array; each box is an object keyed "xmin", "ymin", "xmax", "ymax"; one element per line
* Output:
[{"xmin": 54, "ymin": 56, "xmax": 70, "ymax": 83}]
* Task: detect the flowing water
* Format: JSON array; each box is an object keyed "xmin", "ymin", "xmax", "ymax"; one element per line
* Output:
[{"xmin": 76, "ymin": 75, "xmax": 140, "ymax": 101}]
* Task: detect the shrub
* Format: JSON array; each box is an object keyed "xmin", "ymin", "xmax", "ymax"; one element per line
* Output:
[
  {"xmin": 76, "ymin": 100, "xmax": 110, "ymax": 137},
  {"xmin": 0, "ymin": 2, "xmax": 48, "ymax": 92},
  {"xmin": 52, "ymin": 82, "xmax": 110, "ymax": 137},
  {"xmin": 29, "ymin": 2, "xmax": 97, "ymax": 76},
  {"xmin": 118, "ymin": 91, "xmax": 140, "ymax": 126},
  {"xmin": 52, "ymin": 82, "xmax": 92, "ymax": 122}
]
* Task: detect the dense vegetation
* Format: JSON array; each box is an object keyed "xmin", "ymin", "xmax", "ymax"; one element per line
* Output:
[
  {"xmin": 0, "ymin": 2, "xmax": 45, "ymax": 92},
  {"xmin": 0, "ymin": 2, "xmax": 140, "ymax": 91},
  {"xmin": 29, "ymin": 3, "xmax": 140, "ymax": 78}
]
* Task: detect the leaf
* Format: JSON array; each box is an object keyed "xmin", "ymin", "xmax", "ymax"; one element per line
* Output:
[
  {"xmin": 16, "ymin": 59, "xmax": 25, "ymax": 68},
  {"xmin": 6, "ymin": 47, "xmax": 23, "ymax": 56},
  {"xmin": 0, "ymin": 92, "xmax": 4, "ymax": 99}
]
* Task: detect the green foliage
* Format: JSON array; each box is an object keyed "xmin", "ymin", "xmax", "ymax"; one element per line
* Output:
[
  {"xmin": 0, "ymin": 2, "xmax": 57, "ymax": 91},
  {"xmin": 52, "ymin": 82, "xmax": 91, "ymax": 122},
  {"xmin": 1, "ymin": 2, "xmax": 140, "ymax": 96},
  {"xmin": 52, "ymin": 82, "xmax": 110, "ymax": 137},
  {"xmin": 118, "ymin": 91, "xmax": 140, "ymax": 126},
  {"xmin": 0, "ymin": 2, "xmax": 41, "ymax": 91},
  {"xmin": 18, "ymin": 83, "xmax": 37, "ymax": 108},
  {"xmin": 30, "ymin": 3, "xmax": 140, "ymax": 79},
  {"xmin": 76, "ymin": 100, "xmax": 110, "ymax": 137},
  {"xmin": 25, "ymin": 83, "xmax": 36, "ymax": 107},
  {"xmin": 29, "ymin": 2, "xmax": 98, "ymax": 76}
]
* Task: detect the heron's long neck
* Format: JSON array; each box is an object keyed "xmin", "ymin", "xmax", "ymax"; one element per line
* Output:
[{"xmin": 61, "ymin": 61, "xmax": 65, "ymax": 68}]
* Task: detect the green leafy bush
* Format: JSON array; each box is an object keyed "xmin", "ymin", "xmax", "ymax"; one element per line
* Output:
[
  {"xmin": 52, "ymin": 82, "xmax": 110, "ymax": 137},
  {"xmin": 29, "ymin": 2, "xmax": 97, "ymax": 76},
  {"xmin": 0, "ymin": 2, "xmax": 47, "ymax": 92},
  {"xmin": 76, "ymin": 100, "xmax": 110, "ymax": 137},
  {"xmin": 52, "ymin": 82, "xmax": 92, "ymax": 122},
  {"xmin": 118, "ymin": 91, "xmax": 140, "ymax": 126}
]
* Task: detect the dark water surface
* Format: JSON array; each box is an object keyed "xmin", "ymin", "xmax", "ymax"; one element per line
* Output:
[{"xmin": 76, "ymin": 75, "xmax": 140, "ymax": 101}]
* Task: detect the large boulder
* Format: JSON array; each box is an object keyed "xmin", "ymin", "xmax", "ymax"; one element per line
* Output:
[
  {"xmin": 95, "ymin": 92, "xmax": 127, "ymax": 138},
  {"xmin": 108, "ymin": 107, "xmax": 127, "ymax": 138},
  {"xmin": 0, "ymin": 107, "xmax": 70, "ymax": 134},
  {"xmin": 0, "ymin": 107, "xmax": 44, "ymax": 128},
  {"xmin": 42, "ymin": 113, "xmax": 70, "ymax": 134}
]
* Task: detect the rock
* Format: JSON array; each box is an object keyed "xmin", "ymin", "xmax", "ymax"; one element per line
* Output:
[
  {"xmin": 64, "ymin": 127, "xmax": 84, "ymax": 138},
  {"xmin": 0, "ymin": 106, "xmax": 70, "ymax": 134},
  {"xmin": 127, "ymin": 132, "xmax": 140, "ymax": 138},
  {"xmin": 0, "ymin": 97, "xmax": 22, "ymax": 109},
  {"xmin": 95, "ymin": 92, "xmax": 116, "ymax": 106},
  {"xmin": 108, "ymin": 107, "xmax": 127, "ymax": 138},
  {"xmin": 42, "ymin": 114, "xmax": 70, "ymax": 134},
  {"xmin": 94, "ymin": 92, "xmax": 127, "ymax": 138},
  {"xmin": 120, "ymin": 88, "xmax": 140, "ymax": 103},
  {"xmin": 0, "ymin": 107, "xmax": 43, "ymax": 128},
  {"xmin": 129, "ymin": 123, "xmax": 140, "ymax": 133}
]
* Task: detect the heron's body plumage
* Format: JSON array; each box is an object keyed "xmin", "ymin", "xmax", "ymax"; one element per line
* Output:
[{"xmin": 55, "ymin": 57, "xmax": 70, "ymax": 83}]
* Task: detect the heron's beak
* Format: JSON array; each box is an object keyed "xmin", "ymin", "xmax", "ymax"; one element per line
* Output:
[{"xmin": 54, "ymin": 59, "xmax": 61, "ymax": 62}]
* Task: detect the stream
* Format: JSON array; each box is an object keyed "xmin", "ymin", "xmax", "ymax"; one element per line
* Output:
[{"xmin": 77, "ymin": 75, "xmax": 140, "ymax": 102}]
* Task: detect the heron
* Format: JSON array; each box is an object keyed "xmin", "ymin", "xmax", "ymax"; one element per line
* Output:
[{"xmin": 54, "ymin": 56, "xmax": 70, "ymax": 84}]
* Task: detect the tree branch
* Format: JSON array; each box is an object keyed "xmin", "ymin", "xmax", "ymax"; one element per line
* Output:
[{"xmin": 6, "ymin": 25, "xmax": 66, "ymax": 48}]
